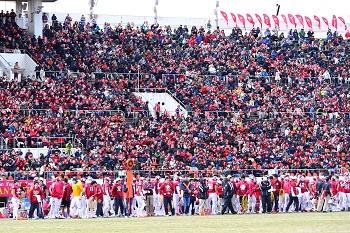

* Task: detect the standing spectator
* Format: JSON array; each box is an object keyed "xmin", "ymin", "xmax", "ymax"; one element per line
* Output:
[
  {"xmin": 260, "ymin": 176, "xmax": 272, "ymax": 214},
  {"xmin": 13, "ymin": 62, "xmax": 20, "ymax": 79},
  {"xmin": 42, "ymin": 13, "xmax": 48, "ymax": 24}
]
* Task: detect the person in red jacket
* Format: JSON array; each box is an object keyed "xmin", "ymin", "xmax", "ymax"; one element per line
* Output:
[
  {"xmin": 160, "ymin": 176, "xmax": 175, "ymax": 216},
  {"xmin": 271, "ymin": 174, "xmax": 282, "ymax": 213},
  {"xmin": 285, "ymin": 176, "xmax": 299, "ymax": 212},
  {"xmin": 92, "ymin": 181, "xmax": 103, "ymax": 217},
  {"xmin": 29, "ymin": 181, "xmax": 45, "ymax": 219},
  {"xmin": 111, "ymin": 178, "xmax": 124, "ymax": 217},
  {"xmin": 85, "ymin": 178, "xmax": 96, "ymax": 218},
  {"xmin": 50, "ymin": 177, "xmax": 64, "ymax": 219},
  {"xmin": 61, "ymin": 178, "xmax": 72, "ymax": 218},
  {"xmin": 237, "ymin": 176, "xmax": 249, "ymax": 213}
]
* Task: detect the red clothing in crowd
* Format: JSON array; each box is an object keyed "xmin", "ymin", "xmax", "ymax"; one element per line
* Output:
[
  {"xmin": 94, "ymin": 184, "xmax": 103, "ymax": 200},
  {"xmin": 51, "ymin": 181, "xmax": 64, "ymax": 199}
]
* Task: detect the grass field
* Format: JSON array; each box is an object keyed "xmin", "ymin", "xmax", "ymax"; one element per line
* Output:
[{"xmin": 1, "ymin": 212, "xmax": 350, "ymax": 233}]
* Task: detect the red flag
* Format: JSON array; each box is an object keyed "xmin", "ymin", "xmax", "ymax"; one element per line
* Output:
[
  {"xmin": 338, "ymin": 17, "xmax": 347, "ymax": 30},
  {"xmin": 246, "ymin": 14, "xmax": 255, "ymax": 27},
  {"xmin": 255, "ymin": 14, "xmax": 262, "ymax": 28},
  {"xmin": 305, "ymin": 16, "xmax": 313, "ymax": 29},
  {"xmin": 230, "ymin": 13, "xmax": 237, "ymax": 27},
  {"xmin": 332, "ymin": 15, "xmax": 337, "ymax": 29},
  {"xmin": 263, "ymin": 14, "xmax": 271, "ymax": 28},
  {"xmin": 237, "ymin": 14, "xmax": 246, "ymax": 29},
  {"xmin": 314, "ymin": 15, "xmax": 321, "ymax": 29},
  {"xmin": 322, "ymin": 17, "xmax": 329, "ymax": 29},
  {"xmin": 220, "ymin": 11, "xmax": 229, "ymax": 25},
  {"xmin": 281, "ymin": 14, "xmax": 288, "ymax": 28},
  {"xmin": 272, "ymin": 15, "xmax": 279, "ymax": 28},
  {"xmin": 295, "ymin": 15, "xmax": 304, "ymax": 28},
  {"xmin": 288, "ymin": 14, "xmax": 297, "ymax": 28}
]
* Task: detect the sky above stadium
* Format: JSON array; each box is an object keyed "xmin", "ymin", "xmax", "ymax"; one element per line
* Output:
[{"xmin": 0, "ymin": 0, "xmax": 349, "ymax": 20}]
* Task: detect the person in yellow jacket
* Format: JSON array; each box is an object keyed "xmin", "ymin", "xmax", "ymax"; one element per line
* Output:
[{"xmin": 71, "ymin": 178, "xmax": 84, "ymax": 218}]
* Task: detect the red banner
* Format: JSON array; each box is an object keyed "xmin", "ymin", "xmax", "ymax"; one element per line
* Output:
[
  {"xmin": 0, "ymin": 180, "xmax": 33, "ymax": 197},
  {"xmin": 322, "ymin": 17, "xmax": 329, "ymax": 29},
  {"xmin": 246, "ymin": 13, "xmax": 255, "ymax": 26},
  {"xmin": 305, "ymin": 16, "xmax": 313, "ymax": 29},
  {"xmin": 263, "ymin": 14, "xmax": 271, "ymax": 28},
  {"xmin": 295, "ymin": 14, "xmax": 304, "ymax": 28},
  {"xmin": 255, "ymin": 14, "xmax": 262, "ymax": 28},
  {"xmin": 220, "ymin": 11, "xmax": 229, "ymax": 25},
  {"xmin": 281, "ymin": 14, "xmax": 288, "ymax": 28},
  {"xmin": 314, "ymin": 15, "xmax": 321, "ymax": 29},
  {"xmin": 237, "ymin": 14, "xmax": 246, "ymax": 29},
  {"xmin": 338, "ymin": 17, "xmax": 347, "ymax": 30},
  {"xmin": 288, "ymin": 14, "xmax": 297, "ymax": 28},
  {"xmin": 332, "ymin": 15, "xmax": 337, "ymax": 29},
  {"xmin": 272, "ymin": 15, "xmax": 279, "ymax": 28},
  {"xmin": 230, "ymin": 13, "xmax": 237, "ymax": 27}
]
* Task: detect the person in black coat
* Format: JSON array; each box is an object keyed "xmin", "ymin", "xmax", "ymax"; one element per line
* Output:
[
  {"xmin": 221, "ymin": 176, "xmax": 236, "ymax": 215},
  {"xmin": 260, "ymin": 177, "xmax": 272, "ymax": 214},
  {"xmin": 198, "ymin": 178, "xmax": 209, "ymax": 214}
]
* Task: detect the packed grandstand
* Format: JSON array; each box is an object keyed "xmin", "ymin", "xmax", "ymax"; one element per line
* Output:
[
  {"xmin": 0, "ymin": 12, "xmax": 350, "ymax": 181},
  {"xmin": 1, "ymin": 9, "xmax": 350, "ymax": 221}
]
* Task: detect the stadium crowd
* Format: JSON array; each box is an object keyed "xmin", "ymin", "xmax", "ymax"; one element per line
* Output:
[
  {"xmin": 9, "ymin": 173, "xmax": 350, "ymax": 220},
  {"xmin": 0, "ymin": 14, "xmax": 350, "ymax": 179}
]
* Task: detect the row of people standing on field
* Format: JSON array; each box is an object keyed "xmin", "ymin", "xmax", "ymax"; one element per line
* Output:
[{"xmin": 13, "ymin": 172, "xmax": 350, "ymax": 219}]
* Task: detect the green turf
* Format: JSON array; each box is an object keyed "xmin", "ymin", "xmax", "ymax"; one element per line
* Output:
[{"xmin": 1, "ymin": 212, "xmax": 350, "ymax": 233}]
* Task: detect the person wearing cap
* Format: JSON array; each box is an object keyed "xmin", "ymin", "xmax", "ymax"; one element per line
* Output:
[
  {"xmin": 71, "ymin": 177, "xmax": 84, "ymax": 218},
  {"xmin": 285, "ymin": 176, "xmax": 299, "ymax": 213},
  {"xmin": 111, "ymin": 178, "xmax": 124, "ymax": 217},
  {"xmin": 28, "ymin": 181, "xmax": 44, "ymax": 219},
  {"xmin": 221, "ymin": 176, "xmax": 236, "ymax": 215},
  {"xmin": 198, "ymin": 177, "xmax": 209, "ymax": 215},
  {"xmin": 11, "ymin": 179, "xmax": 20, "ymax": 220}
]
